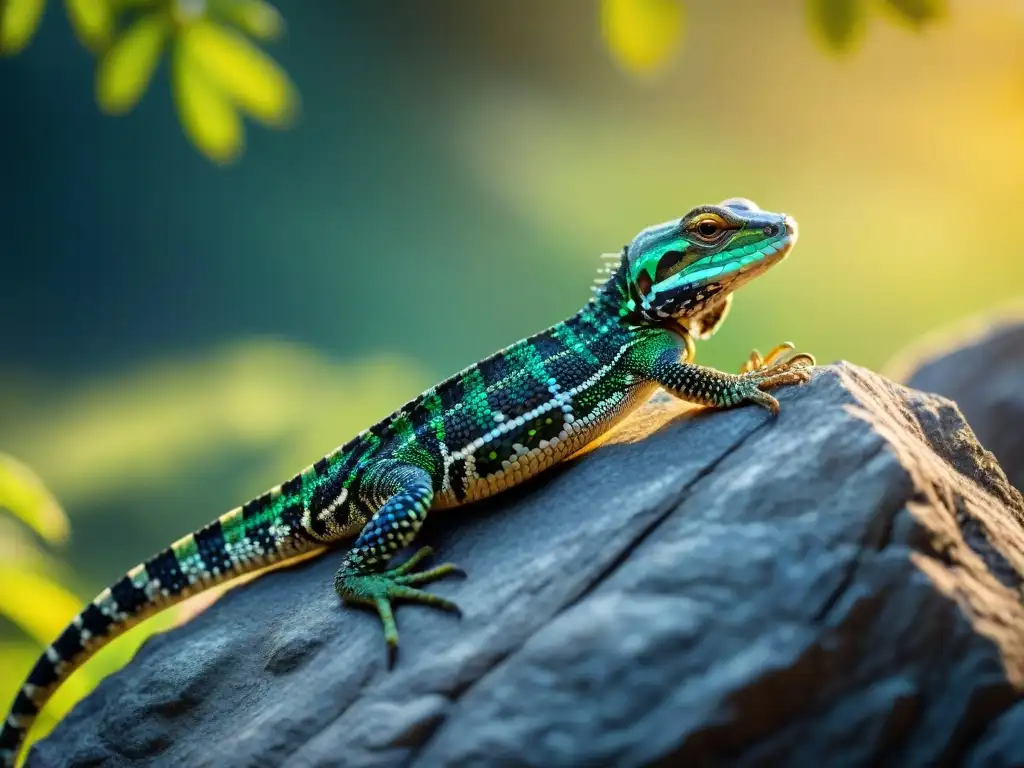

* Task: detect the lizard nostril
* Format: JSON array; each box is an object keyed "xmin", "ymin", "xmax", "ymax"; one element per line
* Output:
[{"xmin": 764, "ymin": 224, "xmax": 779, "ymax": 237}]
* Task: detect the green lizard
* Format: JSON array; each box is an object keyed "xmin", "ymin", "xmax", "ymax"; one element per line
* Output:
[{"xmin": 1, "ymin": 198, "xmax": 814, "ymax": 767}]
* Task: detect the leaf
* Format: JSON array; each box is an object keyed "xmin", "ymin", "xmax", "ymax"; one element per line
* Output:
[
  {"xmin": 0, "ymin": 640, "xmax": 95, "ymax": 755},
  {"xmin": 64, "ymin": 0, "xmax": 113, "ymax": 52},
  {"xmin": 185, "ymin": 19, "xmax": 296, "ymax": 126},
  {"xmin": 171, "ymin": 35, "xmax": 244, "ymax": 164},
  {"xmin": 0, "ymin": 0, "xmax": 46, "ymax": 55},
  {"xmin": 95, "ymin": 11, "xmax": 169, "ymax": 114},
  {"xmin": 600, "ymin": 0, "xmax": 685, "ymax": 76},
  {"xmin": 0, "ymin": 453, "xmax": 69, "ymax": 545},
  {"xmin": 0, "ymin": 565, "xmax": 82, "ymax": 647},
  {"xmin": 214, "ymin": 0, "xmax": 283, "ymax": 40},
  {"xmin": 807, "ymin": 0, "xmax": 866, "ymax": 53},
  {"xmin": 0, "ymin": 584, "xmax": 181, "ymax": 756},
  {"xmin": 878, "ymin": 0, "xmax": 947, "ymax": 28}
]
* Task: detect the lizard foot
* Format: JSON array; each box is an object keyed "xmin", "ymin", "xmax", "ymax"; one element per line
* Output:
[
  {"xmin": 738, "ymin": 341, "xmax": 815, "ymax": 375},
  {"xmin": 732, "ymin": 342, "xmax": 815, "ymax": 415},
  {"xmin": 334, "ymin": 546, "xmax": 462, "ymax": 666}
]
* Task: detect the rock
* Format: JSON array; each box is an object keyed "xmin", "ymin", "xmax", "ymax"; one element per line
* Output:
[
  {"xmin": 28, "ymin": 363, "xmax": 1024, "ymax": 768},
  {"xmin": 893, "ymin": 316, "xmax": 1024, "ymax": 494}
]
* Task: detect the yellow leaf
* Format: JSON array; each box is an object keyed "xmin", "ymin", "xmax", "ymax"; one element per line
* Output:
[
  {"xmin": 0, "ymin": 608, "xmax": 182, "ymax": 758},
  {"xmin": 0, "ymin": 453, "xmax": 68, "ymax": 545},
  {"xmin": 0, "ymin": 0, "xmax": 46, "ymax": 55},
  {"xmin": 95, "ymin": 11, "xmax": 169, "ymax": 114},
  {"xmin": 600, "ymin": 0, "xmax": 684, "ymax": 76},
  {"xmin": 64, "ymin": 0, "xmax": 113, "ymax": 52},
  {"xmin": 879, "ymin": 0, "xmax": 947, "ymax": 29},
  {"xmin": 186, "ymin": 19, "xmax": 296, "ymax": 126},
  {"xmin": 0, "ymin": 565, "xmax": 82, "ymax": 647},
  {"xmin": 172, "ymin": 36, "xmax": 244, "ymax": 164},
  {"xmin": 0, "ymin": 640, "xmax": 95, "ymax": 759},
  {"xmin": 215, "ymin": 0, "xmax": 283, "ymax": 40},
  {"xmin": 807, "ymin": 0, "xmax": 866, "ymax": 54}
]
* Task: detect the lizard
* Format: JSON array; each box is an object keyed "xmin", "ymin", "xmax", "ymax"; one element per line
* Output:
[{"xmin": 1, "ymin": 197, "xmax": 814, "ymax": 767}]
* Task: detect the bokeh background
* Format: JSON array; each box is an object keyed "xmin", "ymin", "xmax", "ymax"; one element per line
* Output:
[{"xmin": 2, "ymin": 0, "xmax": 1024, "ymax": 751}]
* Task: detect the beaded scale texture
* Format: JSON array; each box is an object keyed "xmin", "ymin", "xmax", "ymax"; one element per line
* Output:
[{"xmin": 1, "ymin": 198, "xmax": 815, "ymax": 767}]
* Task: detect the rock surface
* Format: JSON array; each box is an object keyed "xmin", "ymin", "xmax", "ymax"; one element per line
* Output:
[
  {"xmin": 29, "ymin": 363, "xmax": 1024, "ymax": 768},
  {"xmin": 898, "ymin": 318, "xmax": 1024, "ymax": 494}
]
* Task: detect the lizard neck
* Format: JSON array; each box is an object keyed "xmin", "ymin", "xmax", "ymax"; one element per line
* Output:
[
  {"xmin": 588, "ymin": 250, "xmax": 631, "ymax": 323},
  {"xmin": 584, "ymin": 243, "xmax": 715, "ymax": 347}
]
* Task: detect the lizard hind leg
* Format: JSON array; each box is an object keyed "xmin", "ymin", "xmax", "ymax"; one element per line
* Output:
[{"xmin": 333, "ymin": 463, "xmax": 461, "ymax": 665}]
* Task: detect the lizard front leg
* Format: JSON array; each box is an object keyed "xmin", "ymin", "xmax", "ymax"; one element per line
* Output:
[
  {"xmin": 636, "ymin": 333, "xmax": 813, "ymax": 415},
  {"xmin": 333, "ymin": 461, "xmax": 460, "ymax": 663}
]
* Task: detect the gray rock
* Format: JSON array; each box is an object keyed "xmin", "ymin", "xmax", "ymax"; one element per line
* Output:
[
  {"xmin": 900, "ymin": 318, "xmax": 1024, "ymax": 494},
  {"xmin": 28, "ymin": 363, "xmax": 1024, "ymax": 768}
]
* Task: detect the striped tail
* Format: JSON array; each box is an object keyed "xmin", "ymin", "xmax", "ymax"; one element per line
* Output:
[{"xmin": 0, "ymin": 492, "xmax": 321, "ymax": 767}]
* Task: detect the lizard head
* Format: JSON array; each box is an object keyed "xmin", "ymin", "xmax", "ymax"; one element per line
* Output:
[{"xmin": 620, "ymin": 198, "xmax": 797, "ymax": 324}]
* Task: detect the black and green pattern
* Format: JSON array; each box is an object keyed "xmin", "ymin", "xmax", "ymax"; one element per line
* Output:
[{"xmin": 2, "ymin": 198, "xmax": 814, "ymax": 767}]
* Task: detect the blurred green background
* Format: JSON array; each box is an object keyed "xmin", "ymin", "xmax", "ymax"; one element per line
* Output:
[{"xmin": 2, "ymin": 0, "xmax": 1024, "ymax": 751}]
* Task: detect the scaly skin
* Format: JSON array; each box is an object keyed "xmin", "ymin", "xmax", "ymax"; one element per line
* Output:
[{"xmin": 1, "ymin": 198, "xmax": 814, "ymax": 767}]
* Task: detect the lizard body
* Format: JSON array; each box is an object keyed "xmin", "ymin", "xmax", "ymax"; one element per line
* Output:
[{"xmin": 1, "ymin": 198, "xmax": 814, "ymax": 766}]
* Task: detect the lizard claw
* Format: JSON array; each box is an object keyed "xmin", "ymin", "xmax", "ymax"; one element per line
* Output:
[
  {"xmin": 733, "ymin": 343, "xmax": 815, "ymax": 414},
  {"xmin": 335, "ymin": 547, "xmax": 462, "ymax": 665},
  {"xmin": 738, "ymin": 341, "xmax": 815, "ymax": 374}
]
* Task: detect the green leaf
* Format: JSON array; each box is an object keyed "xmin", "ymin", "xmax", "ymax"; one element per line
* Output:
[
  {"xmin": 600, "ymin": 0, "xmax": 685, "ymax": 76},
  {"xmin": 0, "ymin": 565, "xmax": 82, "ymax": 646},
  {"xmin": 95, "ymin": 11, "xmax": 169, "ymax": 114},
  {"xmin": 214, "ymin": 0, "xmax": 283, "ymax": 40},
  {"xmin": 0, "ymin": 0, "xmax": 46, "ymax": 55},
  {"xmin": 807, "ymin": 0, "xmax": 866, "ymax": 53},
  {"xmin": 186, "ymin": 19, "xmax": 296, "ymax": 126},
  {"xmin": 0, "ymin": 453, "xmax": 69, "ymax": 545},
  {"xmin": 172, "ymin": 35, "xmax": 244, "ymax": 164},
  {"xmin": 878, "ymin": 0, "xmax": 947, "ymax": 28},
  {"xmin": 64, "ymin": 0, "xmax": 113, "ymax": 52}
]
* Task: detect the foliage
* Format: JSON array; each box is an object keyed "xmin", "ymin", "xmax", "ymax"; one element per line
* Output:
[
  {"xmin": 0, "ymin": 0, "xmax": 949, "ymax": 162},
  {"xmin": 807, "ymin": 0, "xmax": 946, "ymax": 52},
  {"xmin": 0, "ymin": 454, "xmax": 181, "ymax": 758},
  {"xmin": 807, "ymin": 0, "xmax": 867, "ymax": 53},
  {"xmin": 600, "ymin": 0, "xmax": 685, "ymax": 76},
  {"xmin": 599, "ymin": 0, "xmax": 948, "ymax": 74},
  {"xmin": 0, "ymin": 0, "xmax": 296, "ymax": 164},
  {"xmin": 0, "ymin": 454, "xmax": 68, "ymax": 546}
]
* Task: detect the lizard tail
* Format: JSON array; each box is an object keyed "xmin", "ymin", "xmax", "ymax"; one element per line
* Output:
[{"xmin": 0, "ymin": 497, "xmax": 322, "ymax": 767}]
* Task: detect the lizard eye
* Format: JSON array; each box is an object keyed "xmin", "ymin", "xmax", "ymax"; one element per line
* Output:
[
  {"xmin": 696, "ymin": 220, "xmax": 719, "ymax": 238},
  {"xmin": 689, "ymin": 214, "xmax": 728, "ymax": 242}
]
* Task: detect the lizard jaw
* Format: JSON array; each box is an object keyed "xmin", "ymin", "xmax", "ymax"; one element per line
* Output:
[{"xmin": 644, "ymin": 222, "xmax": 797, "ymax": 322}]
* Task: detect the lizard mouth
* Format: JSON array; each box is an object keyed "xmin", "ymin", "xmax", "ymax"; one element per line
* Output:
[
  {"xmin": 704, "ymin": 227, "xmax": 795, "ymax": 293},
  {"xmin": 684, "ymin": 226, "xmax": 794, "ymax": 290}
]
